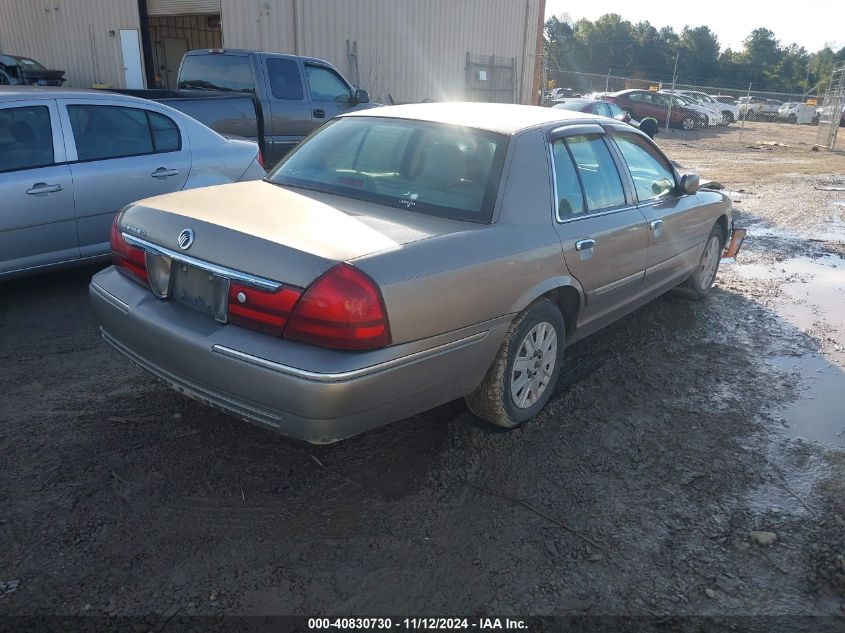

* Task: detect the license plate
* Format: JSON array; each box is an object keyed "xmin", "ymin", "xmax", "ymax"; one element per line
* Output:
[{"xmin": 171, "ymin": 263, "xmax": 230, "ymax": 322}]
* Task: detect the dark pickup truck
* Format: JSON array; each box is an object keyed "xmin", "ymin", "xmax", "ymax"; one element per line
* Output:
[{"xmin": 111, "ymin": 49, "xmax": 378, "ymax": 166}]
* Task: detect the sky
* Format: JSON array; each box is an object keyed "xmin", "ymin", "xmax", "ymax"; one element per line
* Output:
[{"xmin": 544, "ymin": 0, "xmax": 842, "ymax": 54}]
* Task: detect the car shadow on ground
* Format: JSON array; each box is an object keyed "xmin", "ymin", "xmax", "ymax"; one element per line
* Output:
[{"xmin": 2, "ymin": 261, "xmax": 843, "ymax": 616}]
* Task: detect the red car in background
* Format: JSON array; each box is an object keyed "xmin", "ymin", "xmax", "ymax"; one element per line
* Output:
[{"xmin": 605, "ymin": 89, "xmax": 703, "ymax": 131}]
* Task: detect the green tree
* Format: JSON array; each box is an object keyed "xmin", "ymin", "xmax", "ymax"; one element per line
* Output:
[{"xmin": 678, "ymin": 26, "xmax": 720, "ymax": 84}]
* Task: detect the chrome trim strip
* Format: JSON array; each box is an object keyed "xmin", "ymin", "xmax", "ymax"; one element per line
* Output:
[
  {"xmin": 122, "ymin": 233, "xmax": 282, "ymax": 291},
  {"xmin": 90, "ymin": 281, "xmax": 130, "ymax": 313},
  {"xmin": 212, "ymin": 330, "xmax": 489, "ymax": 383}
]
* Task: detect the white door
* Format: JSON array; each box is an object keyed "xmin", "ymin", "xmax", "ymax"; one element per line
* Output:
[
  {"xmin": 163, "ymin": 37, "xmax": 188, "ymax": 90},
  {"xmin": 119, "ymin": 29, "xmax": 144, "ymax": 89}
]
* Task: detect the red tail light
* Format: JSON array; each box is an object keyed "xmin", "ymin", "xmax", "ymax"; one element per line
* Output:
[
  {"xmin": 284, "ymin": 264, "xmax": 391, "ymax": 351},
  {"xmin": 227, "ymin": 282, "xmax": 301, "ymax": 336},
  {"xmin": 110, "ymin": 215, "xmax": 148, "ymax": 286},
  {"xmin": 256, "ymin": 148, "xmax": 264, "ymax": 169}
]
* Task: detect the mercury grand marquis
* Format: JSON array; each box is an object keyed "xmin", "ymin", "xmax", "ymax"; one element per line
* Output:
[{"xmin": 89, "ymin": 102, "xmax": 737, "ymax": 443}]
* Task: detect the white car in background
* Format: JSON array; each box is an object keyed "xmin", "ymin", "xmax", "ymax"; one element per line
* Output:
[
  {"xmin": 680, "ymin": 90, "xmax": 738, "ymax": 124},
  {"xmin": 662, "ymin": 92, "xmax": 722, "ymax": 126}
]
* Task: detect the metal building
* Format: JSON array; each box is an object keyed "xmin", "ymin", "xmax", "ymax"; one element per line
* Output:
[{"xmin": 0, "ymin": 0, "xmax": 545, "ymax": 104}]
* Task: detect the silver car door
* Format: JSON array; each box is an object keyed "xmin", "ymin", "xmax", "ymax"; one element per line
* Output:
[
  {"xmin": 0, "ymin": 99, "xmax": 77, "ymax": 275},
  {"xmin": 606, "ymin": 126, "xmax": 713, "ymax": 290},
  {"xmin": 58, "ymin": 98, "xmax": 191, "ymax": 258},
  {"xmin": 549, "ymin": 125, "xmax": 649, "ymax": 327}
]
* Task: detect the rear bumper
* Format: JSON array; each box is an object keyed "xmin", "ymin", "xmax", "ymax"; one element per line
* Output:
[{"xmin": 89, "ymin": 267, "xmax": 508, "ymax": 443}]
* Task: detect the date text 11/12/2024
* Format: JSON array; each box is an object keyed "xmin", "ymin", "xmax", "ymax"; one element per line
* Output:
[{"xmin": 307, "ymin": 618, "xmax": 528, "ymax": 630}]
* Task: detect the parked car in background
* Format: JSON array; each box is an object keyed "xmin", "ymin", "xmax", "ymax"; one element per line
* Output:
[
  {"xmin": 0, "ymin": 54, "xmax": 65, "ymax": 86},
  {"xmin": 90, "ymin": 103, "xmax": 736, "ymax": 444},
  {"xmin": 679, "ymin": 90, "xmax": 738, "ymax": 124},
  {"xmin": 107, "ymin": 49, "xmax": 380, "ymax": 167},
  {"xmin": 550, "ymin": 98, "xmax": 632, "ymax": 122},
  {"xmin": 662, "ymin": 92, "xmax": 722, "ymax": 126},
  {"xmin": 0, "ymin": 87, "xmax": 265, "ymax": 279},
  {"xmin": 737, "ymin": 97, "xmax": 782, "ymax": 120},
  {"xmin": 606, "ymin": 89, "xmax": 703, "ymax": 130},
  {"xmin": 778, "ymin": 102, "xmax": 802, "ymax": 123}
]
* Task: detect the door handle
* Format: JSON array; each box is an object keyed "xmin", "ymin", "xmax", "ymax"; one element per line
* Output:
[
  {"xmin": 312, "ymin": 109, "xmax": 326, "ymax": 119},
  {"xmin": 151, "ymin": 168, "xmax": 179, "ymax": 179},
  {"xmin": 650, "ymin": 219, "xmax": 664, "ymax": 237},
  {"xmin": 575, "ymin": 238, "xmax": 596, "ymax": 261},
  {"xmin": 26, "ymin": 183, "xmax": 63, "ymax": 196}
]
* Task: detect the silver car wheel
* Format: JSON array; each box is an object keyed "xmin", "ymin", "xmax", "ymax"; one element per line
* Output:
[
  {"xmin": 682, "ymin": 116, "xmax": 696, "ymax": 131},
  {"xmin": 510, "ymin": 321, "xmax": 557, "ymax": 409},
  {"xmin": 697, "ymin": 234, "xmax": 721, "ymax": 289}
]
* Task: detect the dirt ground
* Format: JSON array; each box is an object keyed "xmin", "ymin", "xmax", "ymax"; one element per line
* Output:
[{"xmin": 1, "ymin": 133, "xmax": 845, "ymax": 627}]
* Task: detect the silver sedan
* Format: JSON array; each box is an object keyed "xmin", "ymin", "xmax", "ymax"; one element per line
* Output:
[
  {"xmin": 0, "ymin": 87, "xmax": 265, "ymax": 278},
  {"xmin": 90, "ymin": 103, "xmax": 737, "ymax": 443}
]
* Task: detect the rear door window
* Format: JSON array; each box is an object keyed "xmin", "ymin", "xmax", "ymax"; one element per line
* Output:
[
  {"xmin": 564, "ymin": 135, "xmax": 626, "ymax": 212},
  {"xmin": 68, "ymin": 105, "xmax": 180, "ymax": 161},
  {"xmin": 178, "ymin": 54, "xmax": 255, "ymax": 93},
  {"xmin": 0, "ymin": 105, "xmax": 54, "ymax": 172},
  {"xmin": 266, "ymin": 58, "xmax": 304, "ymax": 100}
]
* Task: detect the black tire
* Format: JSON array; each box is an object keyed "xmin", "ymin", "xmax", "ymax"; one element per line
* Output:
[
  {"xmin": 465, "ymin": 298, "xmax": 565, "ymax": 429},
  {"xmin": 745, "ymin": 109, "xmax": 756, "ymax": 121},
  {"xmin": 675, "ymin": 224, "xmax": 724, "ymax": 301},
  {"xmin": 788, "ymin": 113, "xmax": 797, "ymax": 124},
  {"xmin": 722, "ymin": 111, "xmax": 734, "ymax": 124},
  {"xmin": 681, "ymin": 115, "xmax": 697, "ymax": 131}
]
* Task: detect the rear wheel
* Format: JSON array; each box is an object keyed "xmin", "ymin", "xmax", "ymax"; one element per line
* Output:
[
  {"xmin": 465, "ymin": 299, "xmax": 565, "ymax": 429},
  {"xmin": 722, "ymin": 111, "xmax": 734, "ymax": 124},
  {"xmin": 676, "ymin": 225, "xmax": 723, "ymax": 300},
  {"xmin": 681, "ymin": 116, "xmax": 697, "ymax": 131},
  {"xmin": 788, "ymin": 113, "xmax": 797, "ymax": 124}
]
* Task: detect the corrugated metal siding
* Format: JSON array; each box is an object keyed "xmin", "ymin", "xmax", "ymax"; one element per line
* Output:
[
  {"xmin": 0, "ymin": 0, "xmax": 142, "ymax": 88},
  {"xmin": 147, "ymin": 0, "xmax": 221, "ymax": 16},
  {"xmin": 221, "ymin": 0, "xmax": 541, "ymax": 104}
]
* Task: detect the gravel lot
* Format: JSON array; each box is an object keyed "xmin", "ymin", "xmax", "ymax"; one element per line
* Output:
[{"xmin": 1, "ymin": 132, "xmax": 844, "ymax": 626}]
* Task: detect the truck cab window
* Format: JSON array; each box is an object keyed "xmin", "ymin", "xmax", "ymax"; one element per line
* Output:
[
  {"xmin": 305, "ymin": 65, "xmax": 351, "ymax": 102},
  {"xmin": 178, "ymin": 55, "xmax": 255, "ymax": 93},
  {"xmin": 267, "ymin": 58, "xmax": 304, "ymax": 100}
]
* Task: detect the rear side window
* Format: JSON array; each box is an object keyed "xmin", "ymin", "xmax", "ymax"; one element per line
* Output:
[
  {"xmin": 551, "ymin": 139, "xmax": 585, "ymax": 218},
  {"xmin": 68, "ymin": 105, "xmax": 180, "ymax": 161},
  {"xmin": 149, "ymin": 111, "xmax": 180, "ymax": 152},
  {"xmin": 178, "ymin": 54, "xmax": 255, "ymax": 93},
  {"xmin": 0, "ymin": 105, "xmax": 54, "ymax": 172},
  {"xmin": 564, "ymin": 135, "xmax": 626, "ymax": 211},
  {"xmin": 612, "ymin": 133, "xmax": 676, "ymax": 202},
  {"xmin": 267, "ymin": 58, "xmax": 304, "ymax": 100}
]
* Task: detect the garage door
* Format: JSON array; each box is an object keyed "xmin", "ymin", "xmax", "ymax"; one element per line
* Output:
[{"xmin": 146, "ymin": 0, "xmax": 221, "ymax": 16}]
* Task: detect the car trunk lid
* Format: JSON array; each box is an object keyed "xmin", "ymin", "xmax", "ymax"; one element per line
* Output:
[{"xmin": 118, "ymin": 180, "xmax": 475, "ymax": 289}]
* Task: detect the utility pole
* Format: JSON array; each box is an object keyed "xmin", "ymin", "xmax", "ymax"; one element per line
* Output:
[{"xmin": 665, "ymin": 51, "xmax": 679, "ymax": 132}]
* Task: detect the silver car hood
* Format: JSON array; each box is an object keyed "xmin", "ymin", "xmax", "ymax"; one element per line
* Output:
[{"xmin": 119, "ymin": 180, "xmax": 475, "ymax": 287}]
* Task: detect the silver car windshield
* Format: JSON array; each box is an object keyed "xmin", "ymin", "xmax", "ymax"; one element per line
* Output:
[{"xmin": 267, "ymin": 117, "xmax": 509, "ymax": 223}]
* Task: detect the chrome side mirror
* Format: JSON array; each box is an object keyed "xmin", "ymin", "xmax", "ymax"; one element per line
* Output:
[{"xmin": 680, "ymin": 172, "xmax": 700, "ymax": 194}]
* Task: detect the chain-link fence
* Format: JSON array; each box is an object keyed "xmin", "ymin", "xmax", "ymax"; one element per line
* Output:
[{"xmin": 544, "ymin": 68, "xmax": 842, "ymax": 151}]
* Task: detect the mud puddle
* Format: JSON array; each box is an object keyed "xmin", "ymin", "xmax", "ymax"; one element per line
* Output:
[{"xmin": 767, "ymin": 355, "xmax": 845, "ymax": 446}]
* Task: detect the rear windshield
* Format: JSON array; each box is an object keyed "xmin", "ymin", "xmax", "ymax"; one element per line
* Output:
[
  {"xmin": 267, "ymin": 117, "xmax": 509, "ymax": 223},
  {"xmin": 178, "ymin": 54, "xmax": 254, "ymax": 93}
]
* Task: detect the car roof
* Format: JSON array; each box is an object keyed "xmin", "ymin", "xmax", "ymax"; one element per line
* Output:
[
  {"xmin": 341, "ymin": 102, "xmax": 597, "ymax": 134},
  {"xmin": 0, "ymin": 86, "xmax": 155, "ymax": 104}
]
